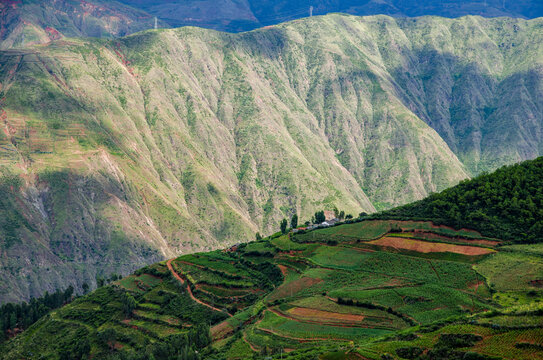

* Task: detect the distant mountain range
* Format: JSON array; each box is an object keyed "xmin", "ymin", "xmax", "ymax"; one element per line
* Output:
[
  {"xmin": 1, "ymin": 0, "xmax": 543, "ymax": 48},
  {"xmin": 1, "ymin": 14, "xmax": 542, "ymax": 302}
]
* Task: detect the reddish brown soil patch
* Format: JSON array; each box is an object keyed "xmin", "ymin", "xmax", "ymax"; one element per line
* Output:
[
  {"xmin": 288, "ymin": 307, "xmax": 365, "ymax": 323},
  {"xmin": 268, "ymin": 277, "xmax": 323, "ymax": 301},
  {"xmin": 211, "ymin": 320, "xmax": 234, "ymax": 340},
  {"xmin": 370, "ymin": 237, "xmax": 494, "ymax": 256},
  {"xmin": 404, "ymin": 230, "xmax": 500, "ymax": 246},
  {"xmin": 529, "ymin": 279, "xmax": 543, "ymax": 288},
  {"xmin": 403, "ymin": 221, "xmax": 482, "ymax": 237},
  {"xmin": 277, "ymin": 264, "xmax": 289, "ymax": 277},
  {"xmin": 468, "ymin": 281, "xmax": 485, "ymax": 291}
]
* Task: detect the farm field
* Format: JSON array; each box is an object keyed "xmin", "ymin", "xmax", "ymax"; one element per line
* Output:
[{"xmin": 2, "ymin": 219, "xmax": 543, "ymax": 359}]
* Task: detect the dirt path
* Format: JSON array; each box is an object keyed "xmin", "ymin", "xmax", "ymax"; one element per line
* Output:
[
  {"xmin": 243, "ymin": 332, "xmax": 261, "ymax": 352},
  {"xmin": 166, "ymin": 258, "xmax": 232, "ymax": 317}
]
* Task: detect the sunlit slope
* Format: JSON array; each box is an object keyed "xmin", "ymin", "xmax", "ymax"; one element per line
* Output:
[{"xmin": 2, "ymin": 14, "xmax": 543, "ymax": 302}]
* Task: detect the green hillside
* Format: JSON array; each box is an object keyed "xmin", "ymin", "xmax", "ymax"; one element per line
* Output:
[
  {"xmin": 376, "ymin": 157, "xmax": 543, "ymax": 243},
  {"xmin": 1, "ymin": 14, "xmax": 543, "ymax": 303},
  {"xmin": 1, "ymin": 158, "xmax": 543, "ymax": 359}
]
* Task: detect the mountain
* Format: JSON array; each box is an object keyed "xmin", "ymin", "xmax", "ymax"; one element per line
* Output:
[
  {"xmin": 0, "ymin": 0, "xmax": 163, "ymax": 49},
  {"xmin": 1, "ymin": 157, "xmax": 542, "ymax": 359},
  {"xmin": 1, "ymin": 14, "xmax": 543, "ymax": 303},
  {"xmin": 3, "ymin": 0, "xmax": 543, "ymax": 45},
  {"xmin": 120, "ymin": 0, "xmax": 543, "ymax": 32}
]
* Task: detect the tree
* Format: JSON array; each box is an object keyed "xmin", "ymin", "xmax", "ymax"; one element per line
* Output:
[
  {"xmin": 280, "ymin": 219, "xmax": 288, "ymax": 234},
  {"xmin": 359, "ymin": 212, "xmax": 368, "ymax": 218},
  {"xmin": 63, "ymin": 285, "xmax": 74, "ymax": 301},
  {"xmin": 314, "ymin": 210, "xmax": 325, "ymax": 223},
  {"xmin": 339, "ymin": 210, "xmax": 345, "ymax": 220},
  {"xmin": 121, "ymin": 293, "xmax": 137, "ymax": 317},
  {"xmin": 291, "ymin": 214, "xmax": 298, "ymax": 229},
  {"xmin": 82, "ymin": 283, "xmax": 89, "ymax": 294},
  {"xmin": 9, "ymin": 313, "xmax": 16, "ymax": 329},
  {"xmin": 255, "ymin": 232, "xmax": 262, "ymax": 241},
  {"xmin": 345, "ymin": 214, "xmax": 353, "ymax": 220}
]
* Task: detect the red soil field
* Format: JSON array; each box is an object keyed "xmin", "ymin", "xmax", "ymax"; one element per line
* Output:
[
  {"xmin": 287, "ymin": 307, "xmax": 365, "ymax": 323},
  {"xmin": 277, "ymin": 264, "xmax": 289, "ymax": 277},
  {"xmin": 211, "ymin": 321, "xmax": 234, "ymax": 340},
  {"xmin": 404, "ymin": 230, "xmax": 500, "ymax": 246},
  {"xmin": 370, "ymin": 237, "xmax": 494, "ymax": 256}
]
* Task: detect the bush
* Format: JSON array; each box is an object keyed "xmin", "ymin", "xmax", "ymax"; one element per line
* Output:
[{"xmin": 396, "ymin": 347, "xmax": 424, "ymax": 359}]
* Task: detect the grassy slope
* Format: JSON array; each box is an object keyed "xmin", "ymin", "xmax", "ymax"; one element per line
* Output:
[{"xmin": 1, "ymin": 14, "xmax": 543, "ymax": 302}]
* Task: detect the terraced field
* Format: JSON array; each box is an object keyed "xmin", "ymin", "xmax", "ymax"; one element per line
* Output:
[{"xmin": 2, "ymin": 219, "xmax": 542, "ymax": 359}]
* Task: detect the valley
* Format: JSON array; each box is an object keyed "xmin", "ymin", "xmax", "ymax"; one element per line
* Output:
[
  {"xmin": 1, "ymin": 14, "xmax": 543, "ymax": 302},
  {"xmin": 1, "ymin": 157, "xmax": 542, "ymax": 358}
]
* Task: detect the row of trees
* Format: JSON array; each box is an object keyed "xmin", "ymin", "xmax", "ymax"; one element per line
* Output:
[
  {"xmin": 277, "ymin": 208, "xmax": 357, "ymax": 234},
  {"xmin": 0, "ymin": 286, "xmax": 75, "ymax": 341}
]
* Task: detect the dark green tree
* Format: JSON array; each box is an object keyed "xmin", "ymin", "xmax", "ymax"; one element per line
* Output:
[
  {"xmin": 255, "ymin": 232, "xmax": 262, "ymax": 241},
  {"xmin": 314, "ymin": 210, "xmax": 325, "ymax": 223},
  {"xmin": 9, "ymin": 313, "xmax": 16, "ymax": 329},
  {"xmin": 121, "ymin": 293, "xmax": 137, "ymax": 317},
  {"xmin": 280, "ymin": 219, "xmax": 288, "ymax": 234},
  {"xmin": 291, "ymin": 214, "xmax": 298, "ymax": 229}
]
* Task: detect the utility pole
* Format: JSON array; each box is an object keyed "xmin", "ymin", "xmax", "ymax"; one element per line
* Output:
[
  {"xmin": 154, "ymin": 17, "xmax": 158, "ymax": 30},
  {"xmin": 309, "ymin": 6, "xmax": 313, "ymax": 17}
]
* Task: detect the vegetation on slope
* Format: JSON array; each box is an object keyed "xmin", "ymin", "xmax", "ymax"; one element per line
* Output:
[
  {"xmin": 1, "ymin": 14, "xmax": 543, "ymax": 303},
  {"xmin": 377, "ymin": 157, "xmax": 543, "ymax": 243},
  {"xmin": 2, "ymin": 209, "xmax": 542, "ymax": 358}
]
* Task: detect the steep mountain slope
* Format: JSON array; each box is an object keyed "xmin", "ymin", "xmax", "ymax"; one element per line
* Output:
[
  {"xmin": 2, "ymin": 14, "xmax": 543, "ymax": 303},
  {"xmin": 2, "ymin": 157, "xmax": 543, "ymax": 359},
  {"xmin": 0, "ymin": 0, "xmax": 162, "ymax": 49}
]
